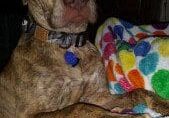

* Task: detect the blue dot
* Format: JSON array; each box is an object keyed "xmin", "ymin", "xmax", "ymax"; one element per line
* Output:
[
  {"xmin": 134, "ymin": 41, "xmax": 151, "ymax": 56},
  {"xmin": 133, "ymin": 104, "xmax": 147, "ymax": 114},
  {"xmin": 64, "ymin": 51, "xmax": 79, "ymax": 67},
  {"xmin": 113, "ymin": 25, "xmax": 124, "ymax": 40},
  {"xmin": 114, "ymin": 83, "xmax": 125, "ymax": 94},
  {"xmin": 139, "ymin": 52, "xmax": 159, "ymax": 75}
]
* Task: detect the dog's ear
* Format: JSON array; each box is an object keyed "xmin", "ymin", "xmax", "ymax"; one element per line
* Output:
[{"xmin": 22, "ymin": 0, "xmax": 28, "ymax": 5}]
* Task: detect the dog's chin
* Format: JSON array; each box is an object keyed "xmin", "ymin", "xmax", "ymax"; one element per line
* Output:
[{"xmin": 49, "ymin": 13, "xmax": 91, "ymax": 33}]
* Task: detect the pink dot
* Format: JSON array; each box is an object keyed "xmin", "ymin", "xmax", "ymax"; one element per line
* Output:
[
  {"xmin": 129, "ymin": 37, "xmax": 136, "ymax": 46},
  {"xmin": 103, "ymin": 43, "xmax": 116, "ymax": 60},
  {"xmin": 103, "ymin": 32, "xmax": 114, "ymax": 42},
  {"xmin": 119, "ymin": 78, "xmax": 133, "ymax": 92}
]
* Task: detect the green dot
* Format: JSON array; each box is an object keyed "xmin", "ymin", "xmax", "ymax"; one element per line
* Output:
[
  {"xmin": 117, "ymin": 40, "xmax": 131, "ymax": 52},
  {"xmin": 152, "ymin": 69, "xmax": 169, "ymax": 99}
]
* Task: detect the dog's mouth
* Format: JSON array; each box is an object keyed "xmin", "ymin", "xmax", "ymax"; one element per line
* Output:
[
  {"xmin": 49, "ymin": 3, "xmax": 93, "ymax": 33},
  {"xmin": 61, "ymin": 0, "xmax": 92, "ymax": 24},
  {"xmin": 64, "ymin": 6, "xmax": 90, "ymax": 24},
  {"xmin": 72, "ymin": 16, "xmax": 86, "ymax": 23},
  {"xmin": 66, "ymin": 15, "xmax": 88, "ymax": 27}
]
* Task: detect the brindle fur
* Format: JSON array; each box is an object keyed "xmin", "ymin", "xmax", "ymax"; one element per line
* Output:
[{"xmin": 0, "ymin": 0, "xmax": 169, "ymax": 118}]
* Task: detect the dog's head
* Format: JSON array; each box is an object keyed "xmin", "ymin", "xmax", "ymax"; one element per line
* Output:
[{"xmin": 25, "ymin": 0, "xmax": 96, "ymax": 33}]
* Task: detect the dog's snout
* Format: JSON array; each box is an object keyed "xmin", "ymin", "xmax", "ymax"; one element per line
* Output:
[{"xmin": 63, "ymin": 0, "xmax": 89, "ymax": 9}]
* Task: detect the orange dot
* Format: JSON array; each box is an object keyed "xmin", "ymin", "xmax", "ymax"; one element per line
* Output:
[
  {"xmin": 153, "ymin": 31, "xmax": 166, "ymax": 36},
  {"xmin": 106, "ymin": 60, "xmax": 116, "ymax": 81},
  {"xmin": 127, "ymin": 69, "xmax": 145, "ymax": 89},
  {"xmin": 136, "ymin": 32, "xmax": 148, "ymax": 40},
  {"xmin": 115, "ymin": 63, "xmax": 124, "ymax": 75}
]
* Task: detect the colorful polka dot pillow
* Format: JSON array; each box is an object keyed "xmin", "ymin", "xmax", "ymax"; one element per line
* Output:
[{"xmin": 95, "ymin": 17, "xmax": 169, "ymax": 100}]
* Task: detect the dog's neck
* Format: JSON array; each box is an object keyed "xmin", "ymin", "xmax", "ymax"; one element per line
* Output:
[
  {"xmin": 22, "ymin": 18, "xmax": 87, "ymax": 49},
  {"xmin": 34, "ymin": 26, "xmax": 87, "ymax": 48}
]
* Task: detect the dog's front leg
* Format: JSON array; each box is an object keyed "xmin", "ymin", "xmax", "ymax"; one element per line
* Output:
[
  {"xmin": 77, "ymin": 48, "xmax": 135, "ymax": 111},
  {"xmin": 79, "ymin": 58, "xmax": 169, "ymax": 116},
  {"xmin": 81, "ymin": 78, "xmax": 169, "ymax": 117},
  {"xmin": 78, "ymin": 59, "xmax": 125, "ymax": 110}
]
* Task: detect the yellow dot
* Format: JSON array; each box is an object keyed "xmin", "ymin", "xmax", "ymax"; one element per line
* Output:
[
  {"xmin": 158, "ymin": 40, "xmax": 169, "ymax": 57},
  {"xmin": 119, "ymin": 50, "xmax": 136, "ymax": 72}
]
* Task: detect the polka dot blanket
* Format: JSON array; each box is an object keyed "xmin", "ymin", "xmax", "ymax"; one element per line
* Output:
[{"xmin": 95, "ymin": 17, "xmax": 169, "ymax": 117}]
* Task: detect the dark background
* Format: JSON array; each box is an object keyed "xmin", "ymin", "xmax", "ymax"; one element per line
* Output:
[
  {"xmin": 0, "ymin": 0, "xmax": 169, "ymax": 71},
  {"xmin": 0, "ymin": 0, "xmax": 26, "ymax": 71},
  {"xmin": 88, "ymin": 0, "xmax": 168, "ymax": 43}
]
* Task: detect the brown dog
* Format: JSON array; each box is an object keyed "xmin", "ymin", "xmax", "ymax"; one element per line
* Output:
[{"xmin": 0, "ymin": 0, "xmax": 169, "ymax": 118}]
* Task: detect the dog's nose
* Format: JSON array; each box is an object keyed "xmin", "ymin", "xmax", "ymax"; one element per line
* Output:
[{"xmin": 63, "ymin": 0, "xmax": 89, "ymax": 9}]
